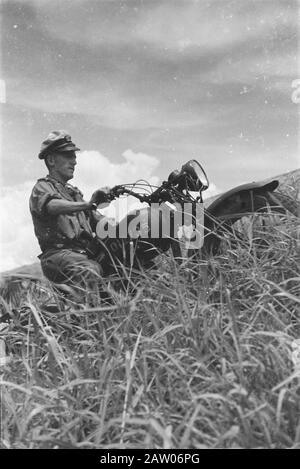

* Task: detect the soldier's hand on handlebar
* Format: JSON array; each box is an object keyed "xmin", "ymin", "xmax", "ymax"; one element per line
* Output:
[{"xmin": 89, "ymin": 187, "xmax": 111, "ymax": 206}]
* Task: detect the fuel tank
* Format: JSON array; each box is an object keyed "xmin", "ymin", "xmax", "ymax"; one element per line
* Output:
[{"xmin": 95, "ymin": 205, "xmax": 174, "ymax": 268}]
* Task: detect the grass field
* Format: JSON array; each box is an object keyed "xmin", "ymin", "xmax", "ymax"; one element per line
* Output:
[{"xmin": 0, "ymin": 194, "xmax": 300, "ymax": 449}]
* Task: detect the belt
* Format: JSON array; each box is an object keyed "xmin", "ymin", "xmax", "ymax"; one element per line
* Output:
[
  {"xmin": 40, "ymin": 242, "xmax": 88, "ymax": 255},
  {"xmin": 41, "ymin": 237, "xmax": 102, "ymax": 258}
]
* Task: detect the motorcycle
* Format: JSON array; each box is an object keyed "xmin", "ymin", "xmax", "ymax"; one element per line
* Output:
[{"xmin": 87, "ymin": 160, "xmax": 299, "ymax": 275}]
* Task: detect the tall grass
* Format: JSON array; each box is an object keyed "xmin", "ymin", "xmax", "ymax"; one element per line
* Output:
[{"xmin": 0, "ymin": 208, "xmax": 299, "ymax": 449}]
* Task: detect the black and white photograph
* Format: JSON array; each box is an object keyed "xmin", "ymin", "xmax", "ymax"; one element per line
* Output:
[{"xmin": 0, "ymin": 0, "xmax": 299, "ymax": 451}]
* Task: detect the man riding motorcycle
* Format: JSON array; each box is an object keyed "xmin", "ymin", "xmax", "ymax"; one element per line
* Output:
[
  {"xmin": 31, "ymin": 131, "xmax": 297, "ymax": 296},
  {"xmin": 30, "ymin": 130, "xmax": 110, "ymax": 289}
]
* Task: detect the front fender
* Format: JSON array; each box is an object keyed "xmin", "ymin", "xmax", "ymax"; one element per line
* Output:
[
  {"xmin": 206, "ymin": 179, "xmax": 279, "ymax": 218},
  {"xmin": 202, "ymin": 179, "xmax": 279, "ymax": 255}
]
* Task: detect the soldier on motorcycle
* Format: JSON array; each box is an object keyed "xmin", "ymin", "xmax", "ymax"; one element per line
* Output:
[
  {"xmin": 30, "ymin": 131, "xmax": 294, "ymax": 297},
  {"xmin": 29, "ymin": 130, "xmax": 110, "ymax": 290}
]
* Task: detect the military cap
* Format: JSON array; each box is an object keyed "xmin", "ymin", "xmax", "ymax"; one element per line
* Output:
[{"xmin": 38, "ymin": 130, "xmax": 80, "ymax": 159}]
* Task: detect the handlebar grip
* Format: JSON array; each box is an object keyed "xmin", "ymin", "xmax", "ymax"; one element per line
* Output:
[{"xmin": 108, "ymin": 186, "xmax": 123, "ymax": 200}]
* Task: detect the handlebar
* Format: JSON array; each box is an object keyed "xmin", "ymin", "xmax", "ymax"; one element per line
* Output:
[
  {"xmin": 108, "ymin": 184, "xmax": 167, "ymax": 203},
  {"xmin": 107, "ymin": 180, "xmax": 197, "ymax": 205},
  {"xmin": 106, "ymin": 160, "xmax": 208, "ymax": 204}
]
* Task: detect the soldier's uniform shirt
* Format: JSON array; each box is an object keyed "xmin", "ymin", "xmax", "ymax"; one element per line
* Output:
[
  {"xmin": 29, "ymin": 175, "xmax": 101, "ymax": 283},
  {"xmin": 30, "ymin": 175, "xmax": 94, "ymax": 252}
]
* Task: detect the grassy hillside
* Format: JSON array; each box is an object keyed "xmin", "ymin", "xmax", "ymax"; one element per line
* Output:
[{"xmin": 0, "ymin": 171, "xmax": 299, "ymax": 449}]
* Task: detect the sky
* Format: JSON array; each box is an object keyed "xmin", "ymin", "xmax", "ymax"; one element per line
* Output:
[{"xmin": 0, "ymin": 0, "xmax": 299, "ymax": 271}]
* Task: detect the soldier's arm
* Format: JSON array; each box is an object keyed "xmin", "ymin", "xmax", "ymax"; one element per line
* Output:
[
  {"xmin": 30, "ymin": 180, "xmax": 108, "ymax": 217},
  {"xmin": 46, "ymin": 199, "xmax": 93, "ymax": 216}
]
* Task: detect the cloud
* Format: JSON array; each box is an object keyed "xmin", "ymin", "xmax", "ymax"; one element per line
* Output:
[
  {"xmin": 4, "ymin": 0, "xmax": 297, "ymax": 132},
  {"xmin": 0, "ymin": 180, "xmax": 39, "ymax": 272},
  {"xmin": 133, "ymin": 1, "xmax": 294, "ymax": 52},
  {"xmin": 10, "ymin": 77, "xmax": 210, "ymax": 130},
  {"xmin": 1, "ymin": 0, "xmax": 298, "ymax": 210},
  {"xmin": 205, "ymin": 50, "xmax": 298, "ymax": 87},
  {"xmin": 32, "ymin": 0, "xmax": 296, "ymax": 53},
  {"xmin": 72, "ymin": 149, "xmax": 161, "ymax": 221},
  {"xmin": 72, "ymin": 148, "xmax": 160, "ymax": 199}
]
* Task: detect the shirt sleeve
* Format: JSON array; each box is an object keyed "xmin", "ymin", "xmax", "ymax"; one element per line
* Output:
[{"xmin": 29, "ymin": 180, "xmax": 63, "ymax": 217}]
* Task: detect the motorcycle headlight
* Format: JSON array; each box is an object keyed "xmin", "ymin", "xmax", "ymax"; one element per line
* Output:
[{"xmin": 181, "ymin": 160, "xmax": 209, "ymax": 192}]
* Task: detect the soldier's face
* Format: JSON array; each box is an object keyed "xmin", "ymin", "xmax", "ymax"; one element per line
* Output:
[{"xmin": 50, "ymin": 152, "xmax": 77, "ymax": 181}]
